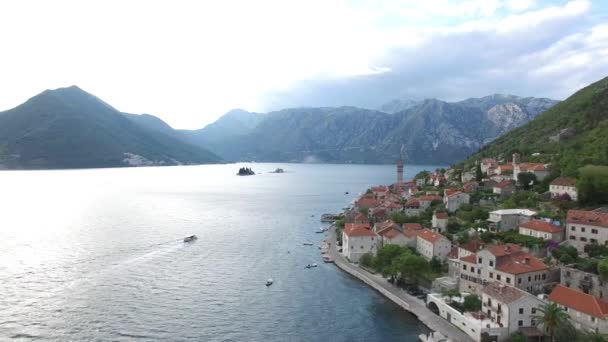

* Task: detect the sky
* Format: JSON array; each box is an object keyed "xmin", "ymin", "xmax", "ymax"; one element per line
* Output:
[{"xmin": 0, "ymin": 0, "xmax": 607, "ymax": 129}]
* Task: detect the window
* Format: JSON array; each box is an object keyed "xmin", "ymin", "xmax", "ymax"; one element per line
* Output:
[
  {"xmin": 519, "ymin": 308, "xmax": 524, "ymax": 314},
  {"xmin": 571, "ymin": 226, "xmax": 576, "ymax": 231},
  {"xmin": 497, "ymin": 274, "xmax": 501, "ymax": 281},
  {"xmin": 542, "ymin": 274, "xmax": 546, "ymax": 280},
  {"xmin": 518, "ymin": 320, "xmax": 523, "ymax": 327},
  {"xmin": 479, "ymin": 257, "xmax": 483, "ymax": 263},
  {"xmin": 592, "ymin": 317, "xmax": 596, "ymax": 323},
  {"xmin": 471, "ymin": 267, "xmax": 475, "ymax": 272},
  {"xmin": 591, "ymin": 239, "xmax": 598, "ymax": 244},
  {"xmin": 570, "ymin": 235, "xmax": 576, "ymax": 240},
  {"xmin": 582, "ymin": 227, "xmax": 586, "ymax": 233},
  {"xmin": 478, "ymin": 269, "xmax": 481, "ymax": 275},
  {"xmin": 518, "ymin": 278, "xmax": 522, "ymax": 284},
  {"xmin": 592, "ymin": 229, "xmax": 599, "ymax": 234},
  {"xmin": 581, "ymin": 237, "xmax": 588, "ymax": 242},
  {"xmin": 489, "ymin": 260, "xmax": 494, "ymax": 267},
  {"xmin": 528, "ymin": 276, "xmax": 532, "ymax": 282},
  {"xmin": 490, "ymin": 272, "xmax": 494, "ymax": 279},
  {"xmin": 532, "ymin": 308, "xmax": 536, "ymax": 314},
  {"xmin": 507, "ymin": 277, "xmax": 511, "ymax": 284},
  {"xmin": 463, "ymin": 265, "xmax": 466, "ymax": 270}
]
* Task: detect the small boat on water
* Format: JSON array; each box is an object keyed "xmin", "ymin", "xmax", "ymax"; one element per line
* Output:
[
  {"xmin": 323, "ymin": 256, "xmax": 334, "ymax": 263},
  {"xmin": 183, "ymin": 235, "xmax": 197, "ymax": 242},
  {"xmin": 303, "ymin": 242, "xmax": 314, "ymax": 246},
  {"xmin": 345, "ymin": 191, "xmax": 349, "ymax": 195},
  {"xmin": 305, "ymin": 263, "xmax": 318, "ymax": 269},
  {"xmin": 266, "ymin": 278, "xmax": 273, "ymax": 286}
]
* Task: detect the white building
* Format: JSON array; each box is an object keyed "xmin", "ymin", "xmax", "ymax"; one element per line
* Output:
[
  {"xmin": 459, "ymin": 244, "xmax": 549, "ymax": 294},
  {"xmin": 482, "ymin": 282, "xmax": 546, "ymax": 338},
  {"xmin": 550, "ymin": 177, "xmax": 578, "ymax": 201},
  {"xmin": 416, "ymin": 229, "xmax": 452, "ymax": 261},
  {"xmin": 549, "ymin": 284, "xmax": 608, "ymax": 334},
  {"xmin": 444, "ymin": 190, "xmax": 470, "ymax": 213},
  {"xmin": 342, "ymin": 223, "xmax": 377, "ymax": 263},
  {"xmin": 432, "ymin": 212, "xmax": 449, "ymax": 233},
  {"xmin": 518, "ymin": 220, "xmax": 562, "ymax": 242},
  {"xmin": 566, "ymin": 210, "xmax": 608, "ymax": 251},
  {"xmin": 488, "ymin": 209, "xmax": 537, "ymax": 232},
  {"xmin": 512, "ymin": 153, "xmax": 549, "ymax": 181}
]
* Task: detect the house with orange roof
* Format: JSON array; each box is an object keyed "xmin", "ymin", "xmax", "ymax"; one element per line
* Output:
[
  {"xmin": 374, "ymin": 220, "xmax": 416, "ymax": 249},
  {"xmin": 550, "ymin": 177, "xmax": 578, "ymax": 201},
  {"xmin": 370, "ymin": 208, "xmax": 387, "ymax": 223},
  {"xmin": 416, "ymin": 229, "xmax": 451, "ymax": 261},
  {"xmin": 342, "ymin": 223, "xmax": 377, "ymax": 263},
  {"xmin": 432, "ymin": 212, "xmax": 448, "ymax": 233},
  {"xmin": 549, "ymin": 284, "xmax": 608, "ymax": 333},
  {"xmin": 354, "ymin": 212, "xmax": 368, "ymax": 224},
  {"xmin": 518, "ymin": 219, "xmax": 562, "ymax": 242},
  {"xmin": 481, "ymin": 158, "xmax": 497, "ymax": 174},
  {"xmin": 566, "ymin": 209, "xmax": 608, "ymax": 251},
  {"xmin": 370, "ymin": 185, "xmax": 389, "ymax": 198},
  {"xmin": 355, "ymin": 195, "xmax": 379, "ymax": 210},
  {"xmin": 463, "ymin": 181, "xmax": 479, "ymax": 193},
  {"xmin": 493, "ymin": 180, "xmax": 515, "ymax": 198},
  {"xmin": 458, "ymin": 244, "xmax": 549, "ymax": 294},
  {"xmin": 418, "ymin": 195, "xmax": 442, "ymax": 210}
]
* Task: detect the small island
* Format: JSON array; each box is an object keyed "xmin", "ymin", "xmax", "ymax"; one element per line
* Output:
[
  {"xmin": 270, "ymin": 168, "xmax": 284, "ymax": 173},
  {"xmin": 237, "ymin": 167, "xmax": 255, "ymax": 176}
]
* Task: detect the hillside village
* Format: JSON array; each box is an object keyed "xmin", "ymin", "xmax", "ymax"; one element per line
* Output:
[{"xmin": 336, "ymin": 154, "xmax": 608, "ymax": 342}]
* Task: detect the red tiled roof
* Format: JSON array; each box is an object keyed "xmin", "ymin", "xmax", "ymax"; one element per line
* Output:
[
  {"xmin": 499, "ymin": 164, "xmax": 513, "ymax": 171},
  {"xmin": 494, "ymin": 180, "xmax": 514, "ymax": 189},
  {"xmin": 459, "ymin": 239, "xmax": 484, "ymax": 253},
  {"xmin": 520, "ymin": 163, "xmax": 547, "ymax": 172},
  {"xmin": 447, "ymin": 246, "xmax": 458, "ymax": 259},
  {"xmin": 356, "ymin": 196, "xmax": 379, "ymax": 209},
  {"xmin": 417, "ymin": 228, "xmax": 447, "ymax": 244},
  {"xmin": 444, "ymin": 189, "xmax": 459, "ymax": 197},
  {"xmin": 371, "ymin": 186, "xmax": 388, "ymax": 192},
  {"xmin": 380, "ymin": 228, "xmax": 402, "ymax": 239},
  {"xmin": 371, "ymin": 208, "xmax": 386, "ymax": 217},
  {"xmin": 404, "ymin": 223, "xmax": 423, "ymax": 231},
  {"xmin": 551, "ymin": 177, "xmax": 576, "ymax": 187},
  {"xmin": 495, "ymin": 252, "xmax": 548, "ymax": 274},
  {"xmin": 567, "ymin": 210, "xmax": 608, "ymax": 228},
  {"xmin": 354, "ymin": 212, "xmax": 367, "ymax": 221},
  {"xmin": 406, "ymin": 199, "xmax": 420, "ymax": 208},
  {"xmin": 375, "ymin": 220, "xmax": 396, "ymax": 233},
  {"xmin": 519, "ymin": 220, "xmax": 562, "ymax": 233},
  {"xmin": 434, "ymin": 212, "xmax": 448, "ymax": 219},
  {"xmin": 344, "ymin": 223, "xmax": 376, "ymax": 237},
  {"xmin": 549, "ymin": 285, "xmax": 608, "ymax": 319},
  {"xmin": 460, "ymin": 254, "xmax": 476, "ymax": 263},
  {"xmin": 384, "ymin": 202, "xmax": 402, "ymax": 209},
  {"xmin": 418, "ymin": 195, "xmax": 442, "ymax": 202},
  {"xmin": 486, "ymin": 243, "xmax": 522, "ymax": 257}
]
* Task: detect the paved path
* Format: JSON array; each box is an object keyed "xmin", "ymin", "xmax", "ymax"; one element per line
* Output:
[{"xmin": 326, "ymin": 226, "xmax": 474, "ymax": 342}]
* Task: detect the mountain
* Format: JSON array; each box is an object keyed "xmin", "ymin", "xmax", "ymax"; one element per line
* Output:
[
  {"xmin": 0, "ymin": 86, "xmax": 220, "ymax": 169},
  {"xmin": 465, "ymin": 76, "xmax": 608, "ymax": 176},
  {"xmin": 180, "ymin": 109, "xmax": 263, "ymax": 151},
  {"xmin": 378, "ymin": 99, "xmax": 421, "ymax": 114},
  {"xmin": 191, "ymin": 95, "xmax": 558, "ymax": 164}
]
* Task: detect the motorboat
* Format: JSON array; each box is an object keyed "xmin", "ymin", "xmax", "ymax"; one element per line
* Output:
[
  {"xmin": 303, "ymin": 242, "xmax": 314, "ymax": 246},
  {"xmin": 305, "ymin": 263, "xmax": 318, "ymax": 269},
  {"xmin": 183, "ymin": 235, "xmax": 197, "ymax": 242},
  {"xmin": 265, "ymin": 278, "xmax": 273, "ymax": 286},
  {"xmin": 323, "ymin": 256, "xmax": 334, "ymax": 263}
]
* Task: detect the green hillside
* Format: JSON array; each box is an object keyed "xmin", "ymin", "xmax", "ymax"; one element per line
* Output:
[
  {"xmin": 467, "ymin": 76, "xmax": 608, "ymax": 177},
  {"xmin": 0, "ymin": 86, "xmax": 220, "ymax": 169}
]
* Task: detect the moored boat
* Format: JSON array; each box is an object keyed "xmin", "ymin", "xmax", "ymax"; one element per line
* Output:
[
  {"xmin": 183, "ymin": 235, "xmax": 197, "ymax": 242},
  {"xmin": 265, "ymin": 278, "xmax": 273, "ymax": 286}
]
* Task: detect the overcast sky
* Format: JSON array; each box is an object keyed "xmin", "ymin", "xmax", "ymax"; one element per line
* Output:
[{"xmin": 0, "ymin": 0, "xmax": 607, "ymax": 128}]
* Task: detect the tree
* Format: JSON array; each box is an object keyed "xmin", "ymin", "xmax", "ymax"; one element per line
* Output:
[
  {"xmin": 532, "ymin": 302, "xmax": 572, "ymax": 342},
  {"xmin": 518, "ymin": 172, "xmax": 538, "ymax": 190},
  {"xmin": 577, "ymin": 331, "xmax": 608, "ymax": 342},
  {"xmin": 578, "ymin": 165, "xmax": 608, "ymax": 205},
  {"xmin": 507, "ymin": 331, "xmax": 526, "ymax": 342},
  {"xmin": 396, "ymin": 253, "xmax": 429, "ymax": 284},
  {"xmin": 359, "ymin": 206, "xmax": 370, "ymax": 215},
  {"xmin": 375, "ymin": 244, "xmax": 408, "ymax": 276},
  {"xmin": 463, "ymin": 294, "xmax": 481, "ymax": 312},
  {"xmin": 360, "ymin": 252, "xmax": 374, "ymax": 268},
  {"xmin": 476, "ymin": 163, "xmax": 483, "ymax": 182},
  {"xmin": 430, "ymin": 257, "xmax": 442, "ymax": 273},
  {"xmin": 599, "ymin": 257, "xmax": 608, "ymax": 281}
]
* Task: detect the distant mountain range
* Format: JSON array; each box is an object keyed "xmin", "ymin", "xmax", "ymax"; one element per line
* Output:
[
  {"xmin": 0, "ymin": 86, "xmax": 220, "ymax": 169},
  {"xmin": 0, "ymin": 86, "xmax": 558, "ymax": 169},
  {"xmin": 465, "ymin": 76, "xmax": 608, "ymax": 177},
  {"xmin": 182, "ymin": 95, "xmax": 558, "ymax": 164}
]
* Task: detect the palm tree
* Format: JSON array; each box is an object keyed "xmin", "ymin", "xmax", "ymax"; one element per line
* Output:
[{"xmin": 532, "ymin": 302, "xmax": 571, "ymax": 342}]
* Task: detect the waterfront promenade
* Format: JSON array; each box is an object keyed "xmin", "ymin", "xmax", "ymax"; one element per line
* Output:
[{"xmin": 326, "ymin": 227, "xmax": 474, "ymax": 342}]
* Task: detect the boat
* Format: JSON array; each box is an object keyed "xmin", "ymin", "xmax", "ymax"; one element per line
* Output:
[
  {"xmin": 271, "ymin": 168, "xmax": 284, "ymax": 173},
  {"xmin": 265, "ymin": 278, "xmax": 273, "ymax": 286},
  {"xmin": 303, "ymin": 242, "xmax": 314, "ymax": 246},
  {"xmin": 345, "ymin": 191, "xmax": 349, "ymax": 195},
  {"xmin": 322, "ymin": 256, "xmax": 334, "ymax": 263},
  {"xmin": 183, "ymin": 235, "xmax": 197, "ymax": 242},
  {"xmin": 305, "ymin": 263, "xmax": 318, "ymax": 269}
]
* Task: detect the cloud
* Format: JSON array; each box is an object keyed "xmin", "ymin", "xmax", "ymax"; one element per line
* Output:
[{"xmin": 260, "ymin": 0, "xmax": 608, "ymax": 111}]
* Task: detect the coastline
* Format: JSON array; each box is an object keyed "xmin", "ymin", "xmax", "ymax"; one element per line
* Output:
[{"xmin": 326, "ymin": 225, "xmax": 474, "ymax": 342}]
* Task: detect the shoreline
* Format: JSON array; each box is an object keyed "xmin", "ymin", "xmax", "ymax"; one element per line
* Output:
[{"xmin": 325, "ymin": 225, "xmax": 473, "ymax": 342}]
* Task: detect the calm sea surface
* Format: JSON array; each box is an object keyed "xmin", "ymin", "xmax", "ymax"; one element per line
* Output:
[{"xmin": 0, "ymin": 163, "xmax": 438, "ymax": 341}]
